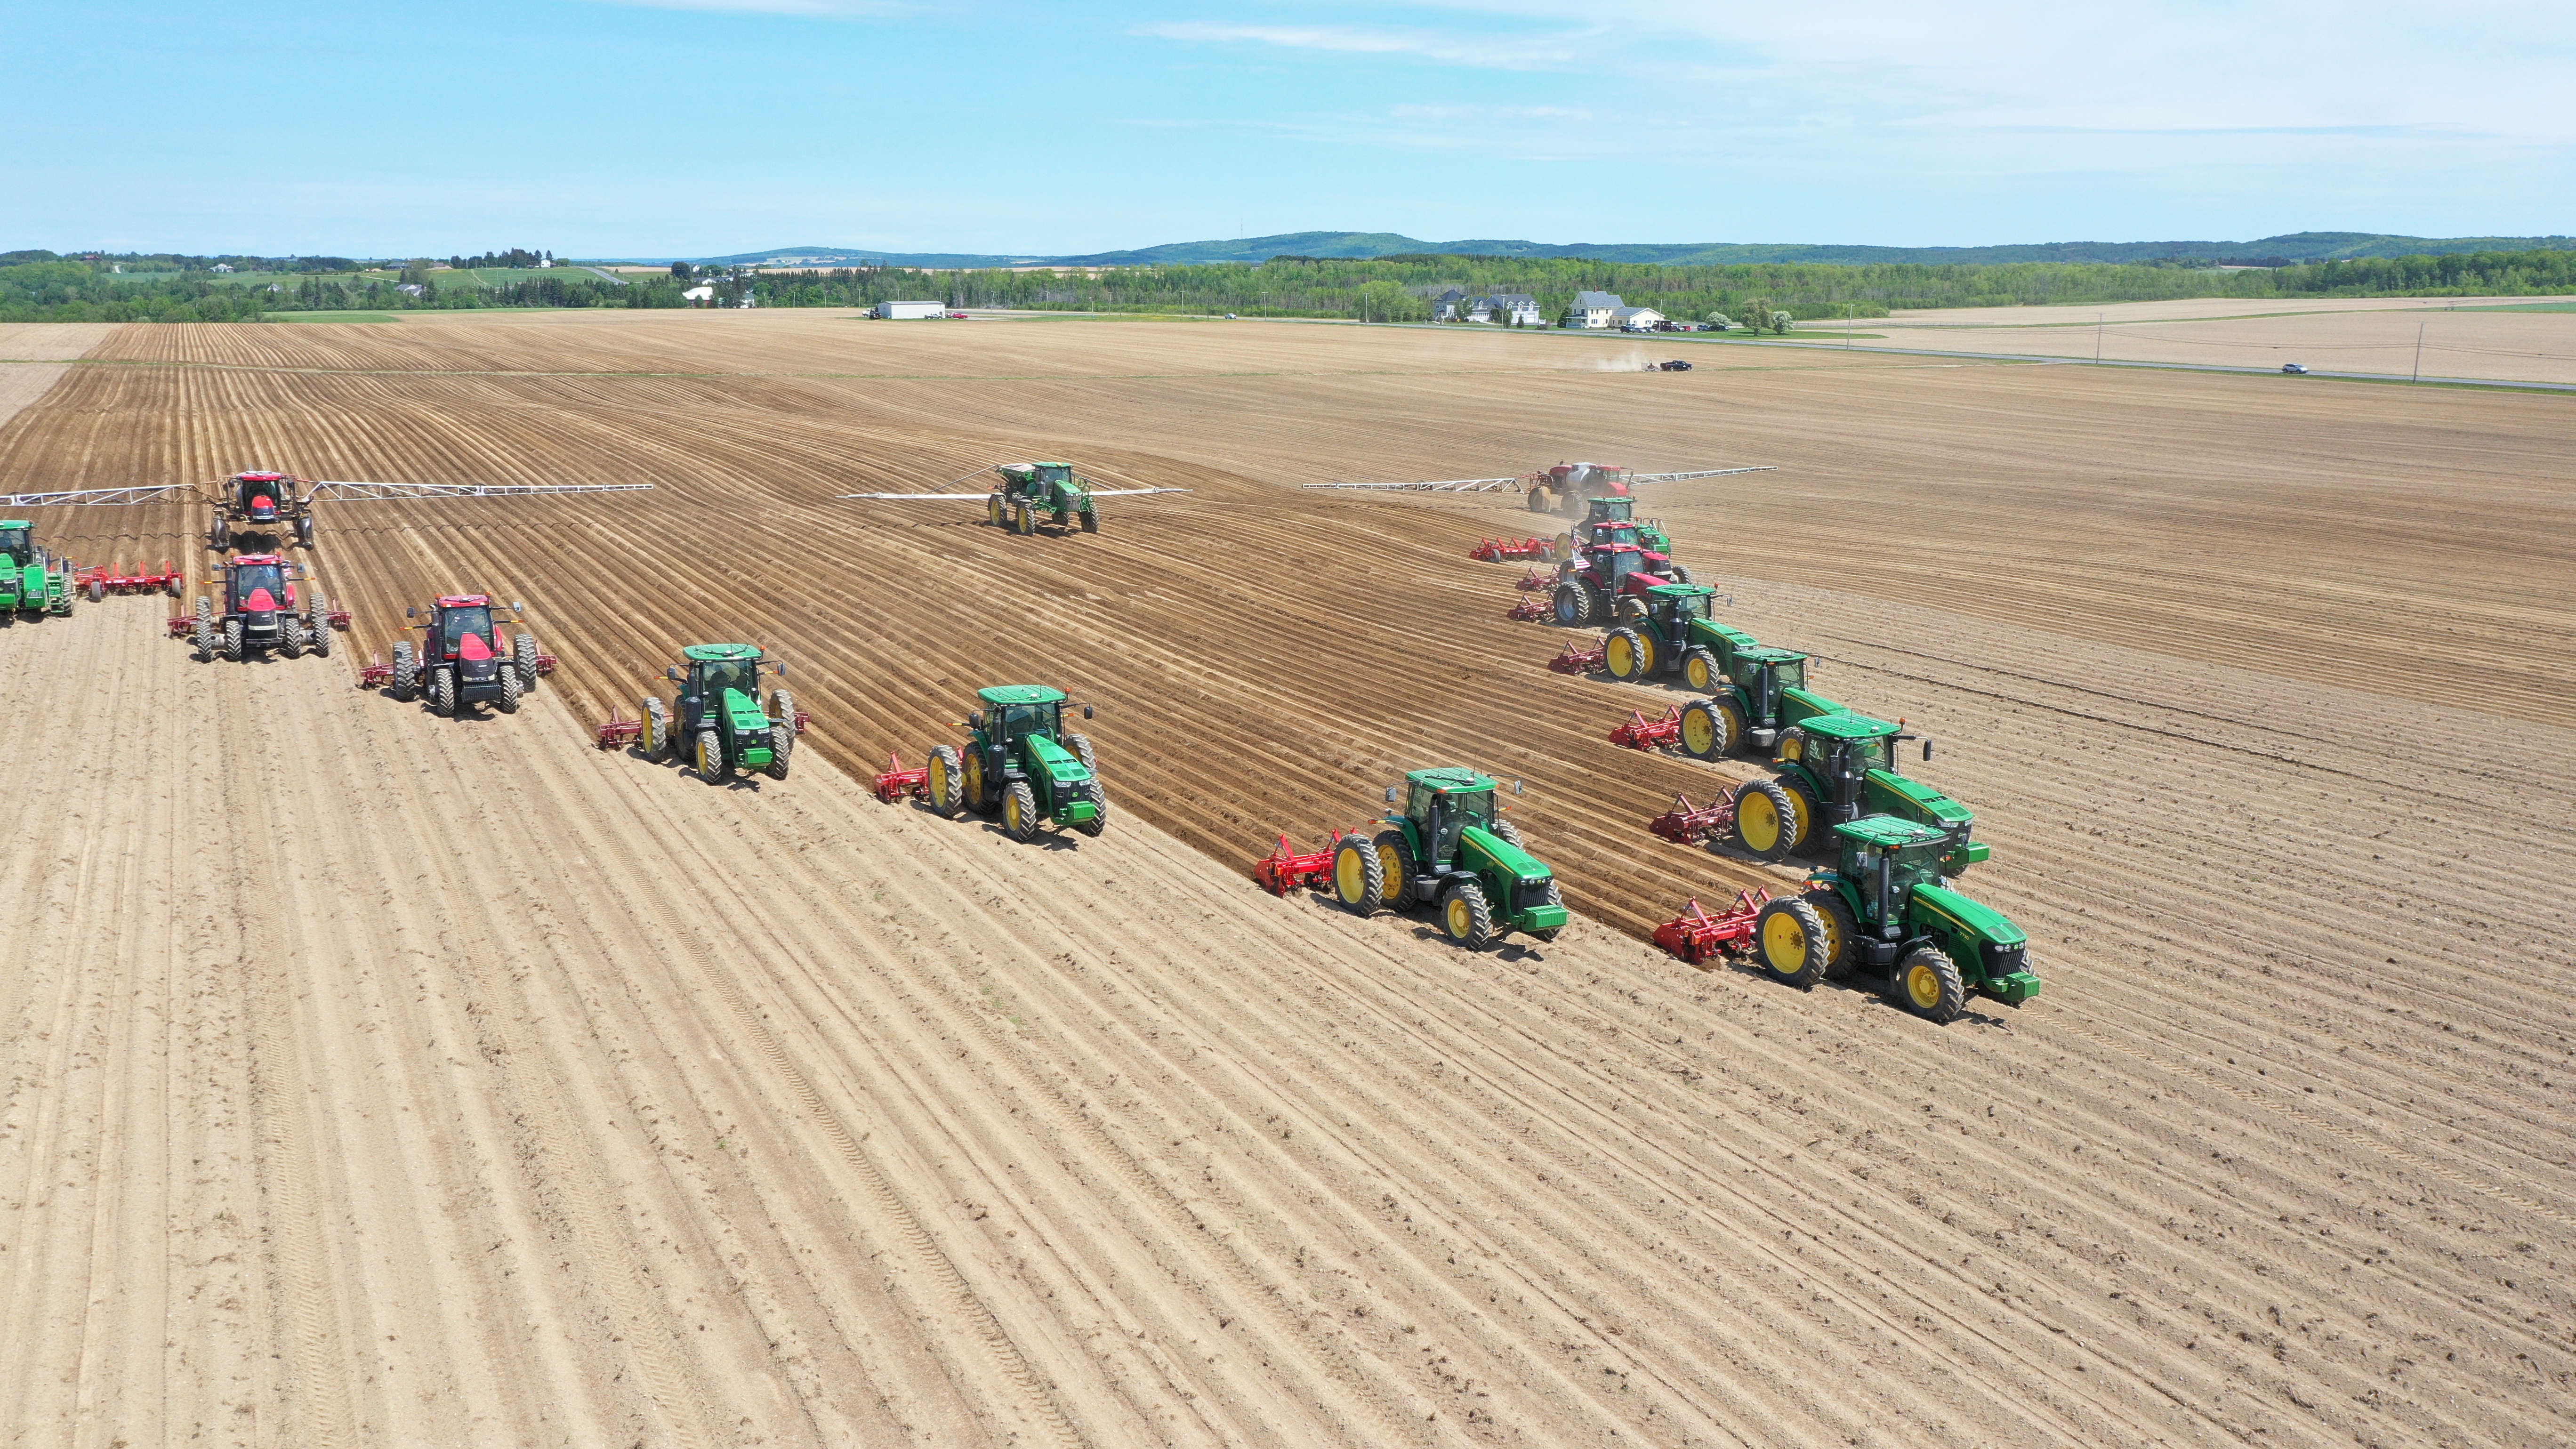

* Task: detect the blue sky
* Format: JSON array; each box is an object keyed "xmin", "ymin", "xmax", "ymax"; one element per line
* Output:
[{"xmin": 5, "ymin": 1, "xmax": 2569, "ymax": 256}]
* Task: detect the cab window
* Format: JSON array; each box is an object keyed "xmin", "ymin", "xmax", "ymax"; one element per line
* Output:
[
  {"xmin": 233, "ymin": 563, "xmax": 284, "ymax": 600},
  {"xmin": 1001, "ymin": 702, "xmax": 1055, "ymax": 740},
  {"xmin": 1773, "ymin": 659, "xmax": 1806, "ymax": 691},
  {"xmin": 0, "ymin": 527, "xmax": 26, "ymax": 560},
  {"xmin": 442, "ymin": 606, "xmax": 493, "ymax": 655},
  {"xmin": 1853, "ymin": 736, "xmax": 1892, "ymax": 771}
]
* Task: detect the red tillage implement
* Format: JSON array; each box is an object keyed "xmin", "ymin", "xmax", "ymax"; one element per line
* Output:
[
  {"xmin": 355, "ymin": 652, "xmax": 394, "ymax": 689},
  {"xmin": 1648, "ymin": 789, "xmax": 1740, "ymax": 846},
  {"xmin": 1609, "ymin": 705, "xmax": 1683, "ymax": 751},
  {"xmin": 77, "ymin": 560, "xmax": 181, "ymax": 599},
  {"xmin": 1252, "ymin": 832, "xmax": 1348, "ymax": 895},
  {"xmin": 1652, "ymin": 889, "xmax": 1773, "ymax": 964},
  {"xmin": 1469, "ymin": 537, "xmax": 1554, "ymax": 563},
  {"xmin": 594, "ymin": 707, "xmax": 644, "ymax": 750},
  {"xmin": 1513, "ymin": 566, "xmax": 1554, "ymax": 592},
  {"xmin": 873, "ymin": 750, "xmax": 929, "ymax": 804},
  {"xmin": 326, "ymin": 605, "xmax": 354, "ymax": 631},
  {"xmin": 1505, "ymin": 596, "xmax": 1550, "ymax": 621},
  {"xmin": 1547, "ymin": 636, "xmax": 1608, "ymax": 674}
]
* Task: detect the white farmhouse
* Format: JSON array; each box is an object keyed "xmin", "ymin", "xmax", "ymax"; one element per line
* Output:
[
  {"xmin": 683, "ymin": 285, "xmax": 716, "ymax": 304},
  {"xmin": 1566, "ymin": 290, "xmax": 1622, "ymax": 329},
  {"xmin": 1610, "ymin": 305, "xmax": 1667, "ymax": 330},
  {"xmin": 876, "ymin": 299, "xmax": 945, "ymax": 320},
  {"xmin": 1465, "ymin": 293, "xmax": 1544, "ymax": 325}
]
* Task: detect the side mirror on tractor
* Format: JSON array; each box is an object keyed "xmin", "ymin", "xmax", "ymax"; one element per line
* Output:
[
  {"xmin": 666, "ymin": 666, "xmax": 682, "ymax": 682},
  {"xmin": 1923, "ymin": 740, "xmax": 1934, "ymax": 762},
  {"xmin": 511, "ymin": 601, "xmax": 525, "ymax": 613},
  {"xmin": 1082, "ymin": 704, "xmax": 1094, "ymax": 719},
  {"xmin": 1384, "ymin": 786, "xmax": 1400, "ymax": 805},
  {"xmin": 773, "ymin": 661, "xmax": 787, "ymax": 676},
  {"xmin": 1512, "ymin": 779, "xmax": 1526, "ymax": 795},
  {"xmin": 405, "ymin": 606, "xmax": 417, "ymax": 619},
  {"xmin": 968, "ymin": 710, "xmax": 984, "ymax": 730}
]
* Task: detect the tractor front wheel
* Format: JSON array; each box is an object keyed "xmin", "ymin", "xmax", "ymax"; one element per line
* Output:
[
  {"xmin": 1527, "ymin": 877, "xmax": 1565, "ymax": 943},
  {"xmin": 1072, "ymin": 779, "xmax": 1106, "ymax": 837},
  {"xmin": 1732, "ymin": 778, "xmax": 1802, "ymax": 861},
  {"xmin": 514, "ymin": 633, "xmax": 539, "ymax": 689},
  {"xmin": 1331, "ymin": 833, "xmax": 1385, "ymax": 912},
  {"xmin": 765, "ymin": 726, "xmax": 792, "ymax": 780},
  {"xmin": 1894, "ymin": 945, "xmax": 1968, "ymax": 1023},
  {"xmin": 390, "ymin": 641, "xmax": 418, "ymax": 699},
  {"xmin": 1754, "ymin": 895, "xmax": 1831, "ymax": 989},
  {"xmin": 1679, "ymin": 700, "xmax": 1731, "ymax": 759},
  {"xmin": 1681, "ymin": 647, "xmax": 1717, "ymax": 692},
  {"xmin": 1605, "ymin": 627, "xmax": 1654, "ymax": 681},
  {"xmin": 696, "ymin": 729, "xmax": 724, "ymax": 780},
  {"xmin": 210, "ymin": 513, "xmax": 230, "ymax": 550},
  {"xmin": 222, "ymin": 619, "xmax": 243, "ymax": 661},
  {"xmin": 642, "ymin": 697, "xmax": 670, "ymax": 757},
  {"xmin": 295, "ymin": 515, "xmax": 314, "ymax": 548},
  {"xmin": 1079, "ymin": 506, "xmax": 1098, "ymax": 533},
  {"xmin": 1439, "ymin": 881, "xmax": 1496, "ymax": 950},
  {"xmin": 1551, "ymin": 584, "xmax": 1591, "ymax": 628},
  {"xmin": 496, "ymin": 666, "xmax": 521, "ymax": 714},
  {"xmin": 1002, "ymin": 781, "xmax": 1040, "ymax": 842},
  {"xmin": 431, "ymin": 669, "xmax": 458, "ymax": 717},
  {"xmin": 926, "ymin": 745, "xmax": 965, "ymax": 814}
]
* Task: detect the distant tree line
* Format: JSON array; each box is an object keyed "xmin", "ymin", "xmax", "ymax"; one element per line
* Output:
[
  {"xmin": 449, "ymin": 248, "xmax": 554, "ymax": 269},
  {"xmin": 4, "ymin": 248, "xmax": 2571, "ymax": 324}
]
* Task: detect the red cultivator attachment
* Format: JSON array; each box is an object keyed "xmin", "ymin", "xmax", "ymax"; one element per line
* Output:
[
  {"xmin": 1548, "ymin": 636, "xmax": 1607, "ymax": 674},
  {"xmin": 531, "ymin": 650, "xmax": 558, "ymax": 675},
  {"xmin": 595, "ymin": 707, "xmax": 644, "ymax": 750},
  {"xmin": 166, "ymin": 613, "xmax": 193, "ymax": 637},
  {"xmin": 1513, "ymin": 566, "xmax": 1554, "ymax": 592},
  {"xmin": 789, "ymin": 709, "xmax": 811, "ymax": 736},
  {"xmin": 1252, "ymin": 832, "xmax": 1343, "ymax": 895},
  {"xmin": 326, "ymin": 606, "xmax": 354, "ymax": 631},
  {"xmin": 1505, "ymin": 596, "xmax": 1550, "ymax": 621},
  {"xmin": 1653, "ymin": 888, "xmax": 1774, "ymax": 964},
  {"xmin": 1469, "ymin": 537, "xmax": 1554, "ymax": 563},
  {"xmin": 78, "ymin": 560, "xmax": 182, "ymax": 599},
  {"xmin": 1648, "ymin": 788, "xmax": 1740, "ymax": 847},
  {"xmin": 356, "ymin": 652, "xmax": 394, "ymax": 689},
  {"xmin": 1609, "ymin": 705, "xmax": 1683, "ymax": 752},
  {"xmin": 873, "ymin": 750, "xmax": 930, "ymax": 804}
]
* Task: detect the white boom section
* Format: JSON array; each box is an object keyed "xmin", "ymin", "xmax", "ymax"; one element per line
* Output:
[
  {"xmin": 837, "ymin": 488, "xmax": 1190, "ymax": 499},
  {"xmin": 0, "ymin": 483, "xmax": 201, "ymax": 507},
  {"xmin": 1626, "ymin": 466, "xmax": 1778, "ymax": 483},
  {"xmin": 305, "ymin": 481, "xmax": 654, "ymax": 502},
  {"xmin": 1302, "ymin": 476, "xmax": 1521, "ymax": 492}
]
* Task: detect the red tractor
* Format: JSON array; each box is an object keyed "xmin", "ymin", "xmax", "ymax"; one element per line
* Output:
[
  {"xmin": 186, "ymin": 554, "xmax": 334, "ymax": 663},
  {"xmin": 209, "ymin": 471, "xmax": 319, "ymax": 550},
  {"xmin": 1549, "ymin": 541, "xmax": 1681, "ymax": 627},
  {"xmin": 385, "ymin": 595, "xmax": 544, "ymax": 717},
  {"xmin": 1522, "ymin": 461, "xmax": 1639, "ymax": 518}
]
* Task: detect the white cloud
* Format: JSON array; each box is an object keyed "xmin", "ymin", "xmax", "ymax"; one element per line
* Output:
[
  {"xmin": 1134, "ymin": 21, "xmax": 1581, "ymax": 70},
  {"xmin": 577, "ymin": 0, "xmax": 910, "ymax": 16}
]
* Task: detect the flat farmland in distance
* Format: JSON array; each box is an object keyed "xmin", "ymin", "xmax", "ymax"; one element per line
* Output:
[{"xmin": 2, "ymin": 310, "xmax": 2571, "ymax": 1449}]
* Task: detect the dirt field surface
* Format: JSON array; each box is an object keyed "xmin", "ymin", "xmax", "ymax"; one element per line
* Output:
[
  {"xmin": 3, "ymin": 311, "xmax": 2573, "ymax": 1447},
  {"xmin": 0, "ymin": 323, "xmax": 118, "ymax": 432},
  {"xmin": 1846, "ymin": 297, "xmax": 2576, "ymax": 385}
]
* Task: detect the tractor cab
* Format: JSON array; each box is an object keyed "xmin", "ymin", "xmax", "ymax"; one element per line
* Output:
[
  {"xmin": 1827, "ymin": 816, "xmax": 1951, "ymax": 935},
  {"xmin": 1585, "ymin": 495, "xmax": 1636, "ymax": 528},
  {"xmin": 1637, "ymin": 581, "xmax": 1710, "ymax": 633},
  {"xmin": 975, "ymin": 683, "xmax": 1068, "ymax": 749},
  {"xmin": 225, "ymin": 555, "xmax": 292, "ymax": 616},
  {"xmin": 427, "ymin": 596, "xmax": 496, "ymax": 659},
  {"xmin": 1777, "ymin": 711, "xmax": 1983, "ymax": 872},
  {"xmin": 0, "ymin": 522, "xmax": 31, "ymax": 568},
  {"xmin": 1402, "ymin": 767, "xmax": 1500, "ymax": 872},
  {"xmin": 1587, "ymin": 542, "xmax": 1656, "ymax": 592},
  {"xmin": 1000, "ymin": 462, "xmax": 1075, "ymax": 498},
  {"xmin": 234, "ymin": 471, "xmax": 289, "ymax": 523},
  {"xmin": 680, "ymin": 643, "xmax": 767, "ymax": 727}
]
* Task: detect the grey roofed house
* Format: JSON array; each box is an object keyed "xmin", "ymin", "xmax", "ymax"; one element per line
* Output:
[
  {"xmin": 1573, "ymin": 290, "xmax": 1622, "ymax": 310},
  {"xmin": 1430, "ymin": 287, "xmax": 1469, "ymax": 318}
]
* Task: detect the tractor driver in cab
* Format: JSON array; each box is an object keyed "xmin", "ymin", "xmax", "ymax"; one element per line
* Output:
[
  {"xmin": 699, "ymin": 656, "xmax": 752, "ymax": 699},
  {"xmin": 441, "ymin": 600, "xmax": 493, "ymax": 654},
  {"xmin": 1411, "ymin": 778, "xmax": 1493, "ymax": 869}
]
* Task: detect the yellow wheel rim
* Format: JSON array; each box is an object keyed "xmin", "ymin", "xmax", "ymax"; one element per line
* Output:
[
  {"xmin": 1908, "ymin": 964, "xmax": 1944, "ymax": 1009},
  {"xmin": 1555, "ymin": 532, "xmax": 1574, "ymax": 557},
  {"xmin": 1606, "ymin": 636, "xmax": 1634, "ymax": 676},
  {"xmin": 1738, "ymin": 791, "xmax": 1779, "ymax": 851},
  {"xmin": 1762, "ymin": 912, "xmax": 1808, "ymax": 975},
  {"xmin": 966, "ymin": 753, "xmax": 984, "ymax": 803},
  {"xmin": 1779, "ymin": 792, "xmax": 1805, "ymax": 847},
  {"xmin": 700, "ymin": 737, "xmax": 717, "ymax": 773},
  {"xmin": 988, "ymin": 498, "xmax": 1002, "ymax": 525},
  {"xmin": 929, "ymin": 754, "xmax": 949, "ymax": 799},
  {"xmin": 1681, "ymin": 708, "xmax": 1715, "ymax": 755},
  {"xmin": 1813, "ymin": 904, "xmax": 1843, "ymax": 963},
  {"xmin": 1379, "ymin": 847, "xmax": 1405, "ymax": 903},
  {"xmin": 1685, "ymin": 656, "xmax": 1711, "ymax": 691},
  {"xmin": 1635, "ymin": 636, "xmax": 1657, "ymax": 674},
  {"xmin": 1006, "ymin": 791, "xmax": 1025, "ymax": 833},
  {"xmin": 1335, "ymin": 846, "xmax": 1365, "ymax": 902},
  {"xmin": 1446, "ymin": 896, "xmax": 1472, "ymax": 939}
]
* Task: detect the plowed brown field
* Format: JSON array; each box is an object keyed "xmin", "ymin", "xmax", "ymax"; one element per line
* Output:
[{"xmin": 2, "ymin": 311, "xmax": 2571, "ymax": 1448}]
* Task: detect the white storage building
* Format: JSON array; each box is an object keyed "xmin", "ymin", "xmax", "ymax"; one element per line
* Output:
[{"xmin": 876, "ymin": 299, "xmax": 945, "ymax": 320}]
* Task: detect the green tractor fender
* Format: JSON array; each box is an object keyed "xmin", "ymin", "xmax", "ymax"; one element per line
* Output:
[{"xmin": 1909, "ymin": 883, "xmax": 2039, "ymax": 1003}]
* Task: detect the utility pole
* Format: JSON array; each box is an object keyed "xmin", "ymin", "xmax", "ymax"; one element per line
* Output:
[
  {"xmin": 2095, "ymin": 313, "xmax": 2103, "ymax": 364},
  {"xmin": 2413, "ymin": 321, "xmax": 2425, "ymax": 383},
  {"xmin": 1847, "ymin": 302, "xmax": 1854, "ymax": 347}
]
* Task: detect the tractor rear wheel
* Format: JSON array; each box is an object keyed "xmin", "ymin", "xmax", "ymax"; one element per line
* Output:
[
  {"xmin": 1554, "ymin": 531, "xmax": 1576, "ymax": 559},
  {"xmin": 770, "ymin": 689, "xmax": 796, "ymax": 733},
  {"xmin": 1002, "ymin": 781, "xmax": 1040, "ymax": 842},
  {"xmin": 1681, "ymin": 647, "xmax": 1717, "ymax": 692},
  {"xmin": 963, "ymin": 751, "xmax": 991, "ymax": 813},
  {"xmin": 1551, "ymin": 584, "xmax": 1591, "ymax": 628},
  {"xmin": 1527, "ymin": 877, "xmax": 1565, "ymax": 943},
  {"xmin": 1780, "ymin": 781, "xmax": 1822, "ymax": 854},
  {"xmin": 1754, "ymin": 895, "xmax": 1831, "ymax": 989},
  {"xmin": 210, "ymin": 513, "xmax": 229, "ymax": 549},
  {"xmin": 1894, "ymin": 945, "xmax": 1967, "ymax": 1023},
  {"xmin": 1605, "ymin": 627, "xmax": 1656, "ymax": 681},
  {"xmin": 1065, "ymin": 732, "xmax": 1097, "ymax": 775},
  {"xmin": 642, "ymin": 697, "xmax": 669, "ymax": 757},
  {"xmin": 765, "ymin": 726, "xmax": 792, "ymax": 780},
  {"xmin": 1072, "ymin": 779, "xmax": 1106, "ymax": 837},
  {"xmin": 1493, "ymin": 818, "xmax": 1525, "ymax": 850},
  {"xmin": 1731, "ymin": 778, "xmax": 1801, "ymax": 861},
  {"xmin": 1370, "ymin": 829, "xmax": 1414, "ymax": 907},
  {"xmin": 986, "ymin": 493, "xmax": 1005, "ymax": 526},
  {"xmin": 1079, "ymin": 506, "xmax": 1098, "ymax": 533},
  {"xmin": 1670, "ymin": 564, "xmax": 1695, "ymax": 585},
  {"xmin": 1439, "ymin": 881, "xmax": 1496, "ymax": 950},
  {"xmin": 1331, "ymin": 832, "xmax": 1385, "ymax": 912},
  {"xmin": 1811, "ymin": 892, "xmax": 1857, "ymax": 978},
  {"xmin": 927, "ymin": 745, "xmax": 965, "ymax": 814},
  {"xmin": 496, "ymin": 666, "xmax": 521, "ymax": 714},
  {"xmin": 514, "ymin": 633, "xmax": 539, "ymax": 689},
  {"xmin": 1679, "ymin": 700, "xmax": 1731, "ymax": 759},
  {"xmin": 432, "ymin": 669, "xmax": 457, "ymax": 717},
  {"xmin": 222, "ymin": 619, "xmax": 242, "ymax": 661},
  {"xmin": 1013, "ymin": 502, "xmax": 1035, "ymax": 536},
  {"xmin": 390, "ymin": 642, "xmax": 418, "ymax": 699},
  {"xmin": 696, "ymin": 730, "xmax": 724, "ymax": 780}
]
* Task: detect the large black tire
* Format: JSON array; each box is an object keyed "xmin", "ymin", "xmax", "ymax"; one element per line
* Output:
[
  {"xmin": 1013, "ymin": 501, "xmax": 1035, "ymax": 536},
  {"xmin": 1670, "ymin": 564, "xmax": 1695, "ymax": 585},
  {"xmin": 279, "ymin": 621, "xmax": 304, "ymax": 659},
  {"xmin": 1370, "ymin": 829, "xmax": 1415, "ymax": 908},
  {"xmin": 765, "ymin": 725, "xmax": 791, "ymax": 780},
  {"xmin": 391, "ymin": 641, "xmax": 419, "ymax": 700},
  {"xmin": 431, "ymin": 668, "xmax": 458, "ymax": 717},
  {"xmin": 222, "ymin": 618, "xmax": 242, "ymax": 661},
  {"xmin": 769, "ymin": 689, "xmax": 797, "ymax": 741},
  {"xmin": 513, "ymin": 633, "xmax": 539, "ymax": 689},
  {"xmin": 496, "ymin": 666, "xmax": 521, "ymax": 714},
  {"xmin": 696, "ymin": 729, "xmax": 725, "ymax": 780},
  {"xmin": 1680, "ymin": 646, "xmax": 1718, "ymax": 693},
  {"xmin": 1072, "ymin": 779, "xmax": 1106, "ymax": 837},
  {"xmin": 1781, "ymin": 781, "xmax": 1824, "ymax": 856},
  {"xmin": 193, "ymin": 598, "xmax": 216, "ymax": 662},
  {"xmin": 986, "ymin": 493, "xmax": 1005, "ymax": 527},
  {"xmin": 1438, "ymin": 880, "xmax": 1496, "ymax": 950},
  {"xmin": 1064, "ymin": 732, "xmax": 1097, "ymax": 775},
  {"xmin": 1551, "ymin": 584, "xmax": 1592, "ymax": 628},
  {"xmin": 963, "ymin": 750, "xmax": 993, "ymax": 814},
  {"xmin": 1001, "ymin": 780, "xmax": 1041, "ymax": 843},
  {"xmin": 1893, "ymin": 944, "xmax": 1968, "ymax": 1024},
  {"xmin": 642, "ymin": 697, "xmax": 670, "ymax": 757},
  {"xmin": 1493, "ymin": 818, "xmax": 1525, "ymax": 850},
  {"xmin": 210, "ymin": 513, "xmax": 229, "ymax": 550},
  {"xmin": 1331, "ymin": 832, "xmax": 1385, "ymax": 912},
  {"xmin": 308, "ymin": 599, "xmax": 331, "ymax": 658},
  {"xmin": 1526, "ymin": 877, "xmax": 1564, "ymax": 943},
  {"xmin": 1753, "ymin": 895, "xmax": 1831, "ymax": 989},
  {"xmin": 1605, "ymin": 627, "xmax": 1654, "ymax": 682},
  {"xmin": 1079, "ymin": 506, "xmax": 1098, "ymax": 533},
  {"xmin": 295, "ymin": 514, "xmax": 314, "ymax": 548},
  {"xmin": 1731, "ymin": 778, "xmax": 1802, "ymax": 861},
  {"xmin": 927, "ymin": 744, "xmax": 966, "ymax": 814},
  {"xmin": 1679, "ymin": 700, "xmax": 1731, "ymax": 759},
  {"xmin": 1812, "ymin": 892, "xmax": 1859, "ymax": 979},
  {"xmin": 87, "ymin": 576, "xmax": 103, "ymax": 604}
]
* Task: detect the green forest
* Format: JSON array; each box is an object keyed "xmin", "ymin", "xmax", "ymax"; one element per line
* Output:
[{"xmin": 5, "ymin": 245, "xmax": 2574, "ymax": 325}]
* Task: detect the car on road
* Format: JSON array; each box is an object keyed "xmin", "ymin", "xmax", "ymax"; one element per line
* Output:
[
  {"xmin": 1657, "ymin": 360, "xmax": 1694, "ymax": 371},
  {"xmin": 2281, "ymin": 362, "xmax": 2309, "ymax": 374}
]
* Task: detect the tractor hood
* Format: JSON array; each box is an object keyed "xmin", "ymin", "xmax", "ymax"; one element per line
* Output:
[
  {"xmin": 1866, "ymin": 769, "xmax": 1973, "ymax": 829},
  {"xmin": 1911, "ymin": 884, "xmax": 2025, "ymax": 948},
  {"xmin": 1460, "ymin": 824, "xmax": 1547, "ymax": 881},
  {"xmin": 1023, "ymin": 733, "xmax": 1093, "ymax": 785},
  {"xmin": 720, "ymin": 686, "xmax": 771, "ymax": 736}
]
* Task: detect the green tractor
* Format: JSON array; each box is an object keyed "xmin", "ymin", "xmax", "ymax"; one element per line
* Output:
[
  {"xmin": 1603, "ymin": 586, "xmax": 1835, "ymax": 755},
  {"xmin": 0, "ymin": 521, "xmax": 72, "ymax": 618},
  {"xmin": 1750, "ymin": 816, "xmax": 2039, "ymax": 1022},
  {"xmin": 635, "ymin": 644, "xmax": 800, "ymax": 782},
  {"xmin": 1732, "ymin": 712, "xmax": 1983, "ymax": 875},
  {"xmin": 988, "ymin": 462, "xmax": 1100, "ymax": 534},
  {"xmin": 1330, "ymin": 768, "xmax": 1570, "ymax": 950},
  {"xmin": 1552, "ymin": 494, "xmax": 1672, "ymax": 561},
  {"xmin": 925, "ymin": 684, "xmax": 1107, "ymax": 842}
]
